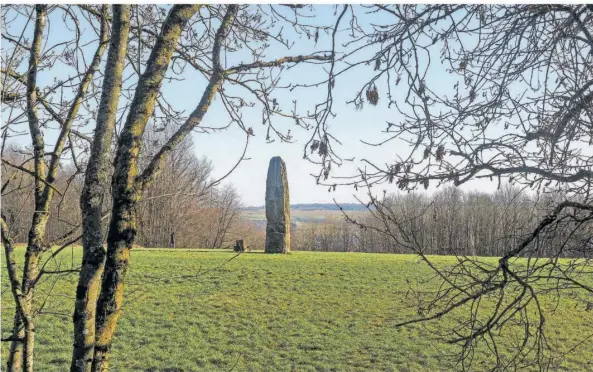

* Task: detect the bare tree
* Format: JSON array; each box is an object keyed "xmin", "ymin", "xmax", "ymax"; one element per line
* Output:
[
  {"xmin": 71, "ymin": 5, "xmax": 130, "ymax": 371},
  {"xmin": 197, "ymin": 184, "xmax": 242, "ymax": 249},
  {"xmin": 317, "ymin": 5, "xmax": 593, "ymax": 369},
  {"xmin": 67, "ymin": 4, "xmax": 340, "ymax": 371},
  {"xmin": 291, "ymin": 186, "xmax": 566, "ymax": 257},
  {"xmin": 2, "ymin": 4, "xmax": 108, "ymax": 371},
  {"xmin": 136, "ymin": 125, "xmax": 241, "ymax": 249}
]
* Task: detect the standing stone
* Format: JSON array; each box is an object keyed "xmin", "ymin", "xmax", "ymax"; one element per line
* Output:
[{"xmin": 265, "ymin": 156, "xmax": 291, "ymax": 253}]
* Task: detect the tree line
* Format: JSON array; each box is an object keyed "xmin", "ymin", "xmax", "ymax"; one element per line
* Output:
[
  {"xmin": 292, "ymin": 186, "xmax": 592, "ymax": 259},
  {"xmin": 2, "ymin": 132, "xmax": 244, "ymax": 250}
]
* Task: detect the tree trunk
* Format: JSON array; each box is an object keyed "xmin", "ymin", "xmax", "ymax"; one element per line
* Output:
[
  {"xmin": 70, "ymin": 6, "xmax": 130, "ymax": 372},
  {"xmin": 7, "ymin": 2, "xmax": 108, "ymax": 369},
  {"xmin": 8, "ymin": 6, "xmax": 48, "ymax": 372},
  {"xmin": 91, "ymin": 5, "xmax": 238, "ymax": 369},
  {"xmin": 234, "ymin": 239, "xmax": 246, "ymax": 252},
  {"xmin": 2, "ymin": 216, "xmax": 27, "ymax": 372},
  {"xmin": 21, "ymin": 211, "xmax": 49, "ymax": 372},
  {"xmin": 91, "ymin": 5, "xmax": 237, "ymax": 368},
  {"xmin": 89, "ymin": 6, "xmax": 202, "ymax": 370},
  {"xmin": 23, "ymin": 321, "xmax": 35, "ymax": 372},
  {"xmin": 91, "ymin": 199, "xmax": 137, "ymax": 372},
  {"xmin": 7, "ymin": 310, "xmax": 24, "ymax": 372}
]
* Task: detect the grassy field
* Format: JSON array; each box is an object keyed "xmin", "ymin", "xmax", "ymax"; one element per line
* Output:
[{"xmin": 2, "ymin": 249, "xmax": 592, "ymax": 371}]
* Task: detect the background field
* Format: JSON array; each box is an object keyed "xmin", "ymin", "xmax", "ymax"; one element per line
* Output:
[
  {"xmin": 2, "ymin": 249, "xmax": 592, "ymax": 371},
  {"xmin": 241, "ymin": 208, "xmax": 361, "ymax": 223}
]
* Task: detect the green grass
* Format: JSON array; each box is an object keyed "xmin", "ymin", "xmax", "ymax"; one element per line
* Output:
[{"xmin": 2, "ymin": 249, "xmax": 592, "ymax": 371}]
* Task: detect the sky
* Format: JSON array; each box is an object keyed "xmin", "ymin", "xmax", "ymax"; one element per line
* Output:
[
  {"xmin": 2, "ymin": 5, "xmax": 500, "ymax": 207},
  {"xmin": 168, "ymin": 5, "xmax": 499, "ymax": 206}
]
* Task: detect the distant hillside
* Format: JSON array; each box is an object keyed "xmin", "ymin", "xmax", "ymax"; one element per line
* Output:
[{"xmin": 242, "ymin": 203, "xmax": 366, "ymax": 212}]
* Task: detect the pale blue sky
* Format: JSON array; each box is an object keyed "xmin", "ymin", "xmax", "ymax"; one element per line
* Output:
[
  {"xmin": 2, "ymin": 5, "xmax": 498, "ymax": 207},
  {"xmin": 164, "ymin": 5, "xmax": 497, "ymax": 206}
]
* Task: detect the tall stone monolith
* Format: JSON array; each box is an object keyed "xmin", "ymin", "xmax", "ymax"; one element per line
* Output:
[{"xmin": 265, "ymin": 156, "xmax": 290, "ymax": 253}]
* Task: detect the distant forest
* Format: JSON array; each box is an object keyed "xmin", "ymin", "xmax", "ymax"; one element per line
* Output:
[
  {"xmin": 242, "ymin": 203, "xmax": 367, "ymax": 211},
  {"xmin": 290, "ymin": 186, "xmax": 591, "ymax": 259}
]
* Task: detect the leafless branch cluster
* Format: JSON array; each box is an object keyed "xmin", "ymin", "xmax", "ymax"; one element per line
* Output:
[
  {"xmin": 337, "ymin": 182, "xmax": 592, "ymax": 369},
  {"xmin": 292, "ymin": 5, "xmax": 593, "ymax": 369},
  {"xmin": 311, "ymin": 5, "xmax": 592, "ymax": 197}
]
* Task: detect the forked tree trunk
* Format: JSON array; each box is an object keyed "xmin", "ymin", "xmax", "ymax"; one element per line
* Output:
[
  {"xmin": 91, "ymin": 199, "xmax": 138, "ymax": 371},
  {"xmin": 70, "ymin": 6, "xmax": 130, "ymax": 372},
  {"xmin": 89, "ymin": 6, "xmax": 203, "ymax": 371},
  {"xmin": 90, "ymin": 6, "xmax": 239, "ymax": 370}
]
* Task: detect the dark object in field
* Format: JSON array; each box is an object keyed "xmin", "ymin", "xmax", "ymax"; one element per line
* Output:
[
  {"xmin": 234, "ymin": 239, "xmax": 249, "ymax": 252},
  {"xmin": 265, "ymin": 156, "xmax": 291, "ymax": 253}
]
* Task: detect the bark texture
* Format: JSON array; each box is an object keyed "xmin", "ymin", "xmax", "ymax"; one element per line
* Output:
[
  {"xmin": 3, "ymin": 4, "xmax": 109, "ymax": 370},
  {"xmin": 13, "ymin": 6, "xmax": 47, "ymax": 372},
  {"xmin": 71, "ymin": 6, "xmax": 130, "ymax": 372},
  {"xmin": 91, "ymin": 6, "xmax": 203, "ymax": 371},
  {"xmin": 265, "ymin": 156, "xmax": 291, "ymax": 253},
  {"xmin": 2, "ymin": 217, "xmax": 27, "ymax": 372}
]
